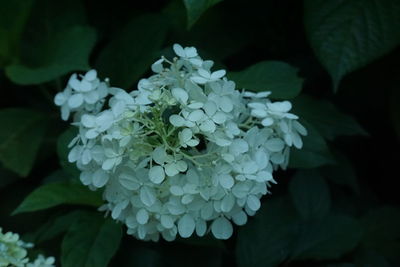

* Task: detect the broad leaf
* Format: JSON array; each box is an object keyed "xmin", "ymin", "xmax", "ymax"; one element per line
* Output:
[
  {"xmin": 61, "ymin": 213, "xmax": 122, "ymax": 267},
  {"xmin": 320, "ymin": 152, "xmax": 360, "ymax": 194},
  {"xmin": 289, "ymin": 121, "xmax": 335, "ymax": 168},
  {"xmin": 95, "ymin": 14, "xmax": 168, "ymax": 88},
  {"xmin": 29, "ymin": 210, "xmax": 85, "ymax": 243},
  {"xmin": 229, "ymin": 61, "xmax": 303, "ymax": 99},
  {"xmin": 0, "ymin": 108, "xmax": 47, "ymax": 176},
  {"xmin": 289, "ymin": 170, "xmax": 331, "ymax": 220},
  {"xmin": 292, "ymin": 95, "xmax": 367, "ymax": 140},
  {"xmin": 236, "ymin": 197, "xmax": 298, "ymax": 267},
  {"xmin": 13, "ymin": 182, "xmax": 102, "ymax": 214},
  {"xmin": 6, "ymin": 26, "xmax": 96, "ymax": 85},
  {"xmin": 183, "ymin": 0, "xmax": 223, "ymax": 29},
  {"xmin": 0, "ymin": 0, "xmax": 33, "ymax": 66},
  {"xmin": 290, "ymin": 215, "xmax": 363, "ymax": 260},
  {"xmin": 304, "ymin": 0, "xmax": 400, "ymax": 90}
]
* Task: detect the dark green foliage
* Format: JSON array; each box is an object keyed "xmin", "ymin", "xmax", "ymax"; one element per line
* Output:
[{"xmin": 1, "ymin": 0, "xmax": 399, "ymax": 266}]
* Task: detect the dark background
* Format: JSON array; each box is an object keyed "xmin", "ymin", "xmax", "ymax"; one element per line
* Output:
[{"xmin": 1, "ymin": 0, "xmax": 399, "ymax": 266}]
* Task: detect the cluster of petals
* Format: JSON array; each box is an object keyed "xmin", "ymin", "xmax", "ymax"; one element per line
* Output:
[
  {"xmin": 0, "ymin": 228, "xmax": 55, "ymax": 267},
  {"xmin": 56, "ymin": 44, "xmax": 307, "ymax": 241}
]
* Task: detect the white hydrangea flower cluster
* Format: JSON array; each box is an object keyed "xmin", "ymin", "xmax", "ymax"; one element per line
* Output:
[
  {"xmin": 55, "ymin": 44, "xmax": 306, "ymax": 241},
  {"xmin": 0, "ymin": 228, "xmax": 55, "ymax": 267}
]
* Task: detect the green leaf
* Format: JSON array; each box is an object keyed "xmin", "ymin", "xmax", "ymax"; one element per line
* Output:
[
  {"xmin": 183, "ymin": 0, "xmax": 223, "ymax": 29},
  {"xmin": 320, "ymin": 152, "xmax": 360, "ymax": 194},
  {"xmin": 13, "ymin": 182, "xmax": 103, "ymax": 215},
  {"xmin": 289, "ymin": 121, "xmax": 335, "ymax": 168},
  {"xmin": 236, "ymin": 197, "xmax": 298, "ymax": 267},
  {"xmin": 289, "ymin": 170, "xmax": 331, "ymax": 220},
  {"xmin": 61, "ymin": 213, "xmax": 122, "ymax": 267},
  {"xmin": 360, "ymin": 206, "xmax": 400, "ymax": 258},
  {"xmin": 290, "ymin": 215, "xmax": 363, "ymax": 261},
  {"xmin": 292, "ymin": 95, "xmax": 367, "ymax": 140},
  {"xmin": 228, "ymin": 61, "xmax": 303, "ymax": 99},
  {"xmin": 95, "ymin": 14, "xmax": 168, "ymax": 89},
  {"xmin": 304, "ymin": 0, "xmax": 400, "ymax": 90},
  {"xmin": 6, "ymin": 26, "xmax": 97, "ymax": 85},
  {"xmin": 354, "ymin": 249, "xmax": 391, "ymax": 267},
  {"xmin": 0, "ymin": 108, "xmax": 47, "ymax": 176},
  {"xmin": 0, "ymin": 0, "xmax": 33, "ymax": 66},
  {"xmin": 57, "ymin": 127, "xmax": 79, "ymax": 178},
  {"xmin": 29, "ymin": 210, "xmax": 85, "ymax": 243}
]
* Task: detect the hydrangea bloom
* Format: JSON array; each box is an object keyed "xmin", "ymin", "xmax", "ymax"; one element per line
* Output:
[
  {"xmin": 0, "ymin": 228, "xmax": 55, "ymax": 267},
  {"xmin": 55, "ymin": 44, "xmax": 307, "ymax": 241}
]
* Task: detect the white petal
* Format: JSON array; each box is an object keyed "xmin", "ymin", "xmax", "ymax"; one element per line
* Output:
[
  {"xmin": 93, "ymin": 169, "xmax": 109, "ymax": 187},
  {"xmin": 169, "ymin": 115, "xmax": 185, "ymax": 127},
  {"xmin": 219, "ymin": 174, "xmax": 234, "ymax": 189},
  {"xmin": 149, "ymin": 166, "xmax": 165, "ymax": 184},
  {"xmin": 152, "ymin": 146, "xmax": 167, "ymax": 165},
  {"xmin": 80, "ymin": 79, "xmax": 92, "ymax": 92},
  {"xmin": 170, "ymin": 185, "xmax": 184, "ymax": 196},
  {"xmin": 84, "ymin": 69, "xmax": 97, "ymax": 81},
  {"xmin": 190, "ymin": 76, "xmax": 209, "ymax": 84},
  {"xmin": 211, "ymin": 217, "xmax": 233, "ymax": 240},
  {"xmin": 68, "ymin": 93, "xmax": 84, "ymax": 108},
  {"xmin": 136, "ymin": 208, "xmax": 149, "ymax": 224},
  {"xmin": 173, "ymin": 44, "xmax": 185, "ymax": 57},
  {"xmin": 265, "ymin": 138, "xmax": 285, "ymax": 152},
  {"xmin": 232, "ymin": 211, "xmax": 248, "ymax": 226},
  {"xmin": 220, "ymin": 96, "xmax": 233, "ymax": 112},
  {"xmin": 261, "ymin": 117, "xmax": 274, "ymax": 126},
  {"xmin": 111, "ymin": 200, "xmax": 128, "ymax": 219},
  {"xmin": 165, "ymin": 163, "xmax": 179, "ymax": 177},
  {"xmin": 203, "ymin": 101, "xmax": 217, "ymax": 116},
  {"xmin": 172, "ymin": 88, "xmax": 189, "ymax": 104},
  {"xmin": 179, "ymin": 128, "xmax": 192, "ymax": 143},
  {"xmin": 199, "ymin": 119, "xmax": 216, "ymax": 133},
  {"xmin": 184, "ymin": 47, "xmax": 197, "ymax": 57},
  {"xmin": 211, "ymin": 70, "xmax": 226, "ymax": 79},
  {"xmin": 161, "ymin": 215, "xmax": 174, "ymax": 229},
  {"xmin": 212, "ymin": 111, "xmax": 227, "ymax": 124},
  {"xmin": 54, "ymin": 92, "xmax": 66, "ymax": 105},
  {"xmin": 221, "ymin": 194, "xmax": 235, "ymax": 212},
  {"xmin": 140, "ymin": 186, "xmax": 156, "ymax": 206},
  {"xmin": 246, "ymin": 195, "xmax": 261, "ymax": 211},
  {"xmin": 178, "ymin": 214, "xmax": 195, "ymax": 238},
  {"xmin": 187, "ymin": 110, "xmax": 205, "ymax": 122},
  {"xmin": 187, "ymin": 102, "xmax": 204, "ymax": 109},
  {"xmin": 102, "ymin": 158, "xmax": 116, "ymax": 170},
  {"xmin": 84, "ymin": 90, "xmax": 99, "ymax": 104},
  {"xmin": 81, "ymin": 114, "xmax": 96, "ymax": 128},
  {"xmin": 195, "ymin": 219, "xmax": 207, "ymax": 236}
]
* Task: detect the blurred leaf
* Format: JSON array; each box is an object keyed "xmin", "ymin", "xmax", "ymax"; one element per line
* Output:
[
  {"xmin": 289, "ymin": 121, "xmax": 335, "ymax": 168},
  {"xmin": 96, "ymin": 14, "xmax": 168, "ymax": 89},
  {"xmin": 183, "ymin": 0, "xmax": 223, "ymax": 29},
  {"xmin": 0, "ymin": 167, "xmax": 20, "ymax": 188},
  {"xmin": 229, "ymin": 61, "xmax": 303, "ymax": 99},
  {"xmin": 236, "ymin": 197, "xmax": 298, "ymax": 267},
  {"xmin": 320, "ymin": 152, "xmax": 360, "ymax": 194},
  {"xmin": 289, "ymin": 170, "xmax": 331, "ymax": 220},
  {"xmin": 30, "ymin": 210, "xmax": 85, "ymax": 243},
  {"xmin": 13, "ymin": 182, "xmax": 102, "ymax": 214},
  {"xmin": 354, "ymin": 249, "xmax": 391, "ymax": 267},
  {"xmin": 57, "ymin": 127, "xmax": 79, "ymax": 178},
  {"xmin": 290, "ymin": 215, "xmax": 363, "ymax": 261},
  {"xmin": 324, "ymin": 264, "xmax": 355, "ymax": 267},
  {"xmin": 304, "ymin": 0, "xmax": 400, "ymax": 90},
  {"xmin": 292, "ymin": 95, "xmax": 367, "ymax": 140},
  {"xmin": 0, "ymin": 108, "xmax": 47, "ymax": 176},
  {"xmin": 6, "ymin": 26, "xmax": 96, "ymax": 85},
  {"xmin": 360, "ymin": 206, "xmax": 400, "ymax": 258},
  {"xmin": 61, "ymin": 213, "xmax": 122, "ymax": 267},
  {"xmin": 0, "ymin": 0, "xmax": 33, "ymax": 66}
]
